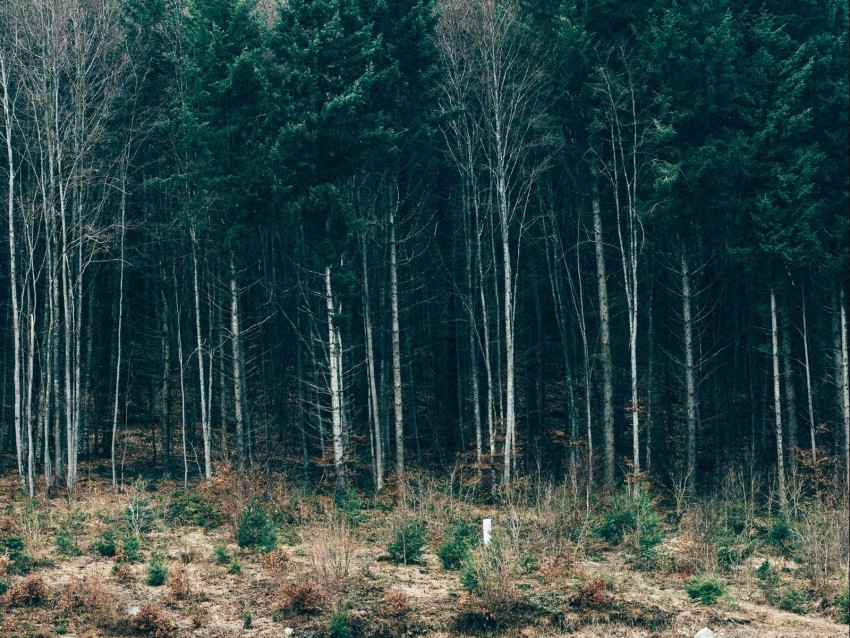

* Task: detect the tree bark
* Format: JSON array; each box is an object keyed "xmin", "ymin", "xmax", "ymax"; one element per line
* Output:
[
  {"xmin": 770, "ymin": 288, "xmax": 787, "ymax": 509},
  {"xmin": 682, "ymin": 249, "xmax": 697, "ymax": 493},
  {"xmin": 325, "ymin": 266, "xmax": 346, "ymax": 490}
]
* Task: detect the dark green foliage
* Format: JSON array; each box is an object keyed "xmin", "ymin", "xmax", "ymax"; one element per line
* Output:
[
  {"xmin": 766, "ymin": 516, "xmax": 796, "ymax": 554},
  {"xmin": 836, "ymin": 584, "xmax": 849, "ymax": 624},
  {"xmin": 1, "ymin": 534, "xmax": 32, "ymax": 575},
  {"xmin": 0, "ymin": 580, "xmax": 8, "ymax": 596},
  {"xmin": 92, "ymin": 528, "xmax": 118, "ymax": 558},
  {"xmin": 437, "ymin": 521, "xmax": 476, "ymax": 570},
  {"xmin": 167, "ymin": 492, "xmax": 222, "ymax": 529},
  {"xmin": 236, "ymin": 498, "xmax": 277, "ymax": 552},
  {"xmin": 686, "ymin": 575, "xmax": 725, "ymax": 605},
  {"xmin": 779, "ymin": 587, "xmax": 809, "ymax": 614},
  {"xmin": 212, "ymin": 545, "xmax": 231, "ymax": 565},
  {"xmin": 716, "ymin": 530, "xmax": 754, "ymax": 572},
  {"xmin": 334, "ymin": 487, "xmax": 366, "ymax": 526},
  {"xmin": 756, "ymin": 559, "xmax": 778, "ymax": 583},
  {"xmin": 242, "ymin": 609, "xmax": 252, "ymax": 629},
  {"xmin": 326, "ymin": 609, "xmax": 352, "ymax": 638},
  {"xmin": 146, "ymin": 555, "xmax": 168, "ymax": 586},
  {"xmin": 55, "ymin": 532, "xmax": 82, "ymax": 557},
  {"xmin": 121, "ymin": 535, "xmax": 141, "ymax": 563},
  {"xmin": 596, "ymin": 490, "xmax": 664, "ymax": 562},
  {"xmin": 387, "ymin": 519, "xmax": 428, "ymax": 565},
  {"xmin": 229, "ymin": 558, "xmax": 242, "ymax": 574}
]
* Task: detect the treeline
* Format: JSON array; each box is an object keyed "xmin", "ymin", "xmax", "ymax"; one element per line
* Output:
[{"xmin": 0, "ymin": 0, "xmax": 847, "ymax": 500}]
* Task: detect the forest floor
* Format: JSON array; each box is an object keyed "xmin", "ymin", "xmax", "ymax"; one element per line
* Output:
[{"xmin": 0, "ymin": 468, "xmax": 847, "ymax": 638}]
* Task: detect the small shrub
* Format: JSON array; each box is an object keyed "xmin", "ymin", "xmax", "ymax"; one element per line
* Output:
[
  {"xmin": 334, "ymin": 487, "xmax": 366, "ymax": 526},
  {"xmin": 167, "ymin": 566, "xmax": 191, "ymax": 601},
  {"xmin": 167, "ymin": 491, "xmax": 222, "ymax": 529},
  {"xmin": 0, "ymin": 580, "xmax": 8, "ymax": 596},
  {"xmin": 260, "ymin": 547, "xmax": 291, "ymax": 576},
  {"xmin": 236, "ymin": 497, "xmax": 277, "ymax": 552},
  {"xmin": 146, "ymin": 555, "xmax": 168, "ymax": 586},
  {"xmin": 779, "ymin": 587, "xmax": 809, "ymax": 615},
  {"xmin": 124, "ymin": 482, "xmax": 154, "ymax": 536},
  {"xmin": 1, "ymin": 534, "xmax": 33, "ymax": 575},
  {"xmin": 55, "ymin": 531, "xmax": 82, "ymax": 557},
  {"xmin": 835, "ymin": 584, "xmax": 849, "ymax": 624},
  {"xmin": 766, "ymin": 516, "xmax": 796, "ymax": 554},
  {"xmin": 212, "ymin": 545, "xmax": 231, "ymax": 565},
  {"xmin": 387, "ymin": 519, "xmax": 428, "ymax": 565},
  {"xmin": 326, "ymin": 609, "xmax": 352, "ymax": 638},
  {"xmin": 380, "ymin": 589, "xmax": 410, "ymax": 618},
  {"xmin": 686, "ymin": 574, "xmax": 725, "ymax": 605},
  {"xmin": 119, "ymin": 534, "xmax": 141, "ymax": 563},
  {"xmin": 6, "ymin": 574, "xmax": 49, "ymax": 607},
  {"xmin": 437, "ymin": 521, "xmax": 475, "ymax": 570},
  {"xmin": 92, "ymin": 529, "xmax": 118, "ymax": 558},
  {"xmin": 276, "ymin": 581, "xmax": 326, "ymax": 615},
  {"xmin": 243, "ymin": 609, "xmax": 252, "ymax": 629},
  {"xmin": 58, "ymin": 578, "xmax": 118, "ymax": 627},
  {"xmin": 228, "ymin": 558, "xmax": 242, "ymax": 574},
  {"xmin": 596, "ymin": 489, "xmax": 664, "ymax": 559},
  {"xmin": 572, "ymin": 578, "xmax": 614, "ymax": 609},
  {"xmin": 459, "ymin": 541, "xmax": 520, "ymax": 615},
  {"xmin": 111, "ymin": 561, "xmax": 134, "ymax": 583},
  {"xmin": 131, "ymin": 601, "xmax": 175, "ymax": 638}
]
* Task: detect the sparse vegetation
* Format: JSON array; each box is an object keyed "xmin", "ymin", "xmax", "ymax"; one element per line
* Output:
[{"xmin": 236, "ymin": 497, "xmax": 278, "ymax": 552}]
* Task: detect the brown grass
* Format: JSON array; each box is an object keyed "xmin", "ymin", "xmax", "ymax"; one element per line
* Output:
[
  {"xmin": 130, "ymin": 601, "xmax": 176, "ymax": 638},
  {"xmin": 275, "ymin": 580, "xmax": 327, "ymax": 615},
  {"xmin": 5, "ymin": 574, "xmax": 49, "ymax": 607}
]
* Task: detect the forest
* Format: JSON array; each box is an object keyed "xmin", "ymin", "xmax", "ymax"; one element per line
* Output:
[{"xmin": 0, "ymin": 0, "xmax": 848, "ymax": 637}]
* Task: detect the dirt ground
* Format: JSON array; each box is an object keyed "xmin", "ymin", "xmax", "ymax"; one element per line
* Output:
[{"xmin": 0, "ymin": 475, "xmax": 846, "ymax": 638}]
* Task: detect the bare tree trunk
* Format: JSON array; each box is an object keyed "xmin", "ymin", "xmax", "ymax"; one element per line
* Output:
[
  {"xmin": 175, "ymin": 283, "xmax": 188, "ymax": 488},
  {"xmin": 840, "ymin": 289, "xmax": 850, "ymax": 494},
  {"xmin": 390, "ymin": 209, "xmax": 404, "ymax": 481},
  {"xmin": 110, "ymin": 162, "xmax": 126, "ymax": 491},
  {"xmin": 230, "ymin": 254, "xmax": 246, "ymax": 479},
  {"xmin": 770, "ymin": 288, "xmax": 787, "ymax": 510},
  {"xmin": 361, "ymin": 234, "xmax": 383, "ymax": 490},
  {"xmin": 780, "ymin": 306, "xmax": 799, "ymax": 475},
  {"xmin": 682, "ymin": 249, "xmax": 697, "ymax": 494},
  {"xmin": 592, "ymin": 180, "xmax": 614, "ymax": 490},
  {"xmin": 190, "ymin": 227, "xmax": 211, "ymax": 479},
  {"xmin": 325, "ymin": 266, "xmax": 345, "ymax": 490},
  {"xmin": 1, "ymin": 49, "xmax": 25, "ymax": 491},
  {"xmin": 800, "ymin": 288, "xmax": 816, "ymax": 464}
]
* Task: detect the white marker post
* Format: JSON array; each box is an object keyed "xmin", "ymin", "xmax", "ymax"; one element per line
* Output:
[{"xmin": 482, "ymin": 518, "xmax": 492, "ymax": 545}]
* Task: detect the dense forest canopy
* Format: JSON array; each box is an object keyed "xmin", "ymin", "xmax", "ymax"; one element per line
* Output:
[{"xmin": 0, "ymin": 0, "xmax": 848, "ymax": 501}]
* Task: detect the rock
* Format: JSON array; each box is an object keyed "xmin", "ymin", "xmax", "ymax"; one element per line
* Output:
[
  {"xmin": 283, "ymin": 628, "xmax": 294, "ymax": 637},
  {"xmin": 127, "ymin": 605, "xmax": 140, "ymax": 617},
  {"xmin": 694, "ymin": 628, "xmax": 715, "ymax": 638}
]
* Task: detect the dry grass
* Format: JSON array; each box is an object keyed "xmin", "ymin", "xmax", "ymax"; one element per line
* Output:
[
  {"xmin": 58, "ymin": 577, "xmax": 120, "ymax": 627},
  {"xmin": 131, "ymin": 601, "xmax": 176, "ymax": 638},
  {"xmin": 5, "ymin": 574, "xmax": 49, "ymax": 607},
  {"xmin": 275, "ymin": 580, "xmax": 327, "ymax": 615}
]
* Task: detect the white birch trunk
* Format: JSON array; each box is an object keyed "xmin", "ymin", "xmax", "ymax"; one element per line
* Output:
[
  {"xmin": 682, "ymin": 250, "xmax": 697, "ymax": 493},
  {"xmin": 190, "ymin": 227, "xmax": 211, "ymax": 479},
  {"xmin": 771, "ymin": 289, "xmax": 787, "ymax": 509},
  {"xmin": 325, "ymin": 266, "xmax": 345, "ymax": 490},
  {"xmin": 230, "ymin": 254, "xmax": 246, "ymax": 478},
  {"xmin": 361, "ymin": 235, "xmax": 383, "ymax": 490},
  {"xmin": 390, "ymin": 210, "xmax": 405, "ymax": 481}
]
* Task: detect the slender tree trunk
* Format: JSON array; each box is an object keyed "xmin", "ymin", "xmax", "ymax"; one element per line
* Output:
[
  {"xmin": 190, "ymin": 227, "xmax": 211, "ymax": 479},
  {"xmin": 780, "ymin": 306, "xmax": 799, "ymax": 475},
  {"xmin": 325, "ymin": 266, "xmax": 345, "ymax": 490},
  {"xmin": 175, "ymin": 283, "xmax": 188, "ymax": 488},
  {"xmin": 361, "ymin": 234, "xmax": 383, "ymax": 489},
  {"xmin": 770, "ymin": 288, "xmax": 787, "ymax": 509},
  {"xmin": 800, "ymin": 289, "xmax": 816, "ymax": 464},
  {"xmin": 1, "ymin": 52, "xmax": 25, "ymax": 491},
  {"xmin": 230, "ymin": 254, "xmax": 246, "ymax": 479},
  {"xmin": 840, "ymin": 289, "xmax": 850, "ymax": 494},
  {"xmin": 111, "ymin": 165, "xmax": 126, "ymax": 491},
  {"xmin": 682, "ymin": 249, "xmax": 697, "ymax": 493},
  {"xmin": 592, "ymin": 179, "xmax": 614, "ymax": 489},
  {"xmin": 390, "ymin": 210, "xmax": 404, "ymax": 481}
]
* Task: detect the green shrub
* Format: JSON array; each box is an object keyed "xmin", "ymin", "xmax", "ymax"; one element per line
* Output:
[
  {"xmin": 836, "ymin": 584, "xmax": 849, "ymax": 624},
  {"xmin": 334, "ymin": 487, "xmax": 366, "ymax": 526},
  {"xmin": 0, "ymin": 580, "xmax": 8, "ymax": 596},
  {"xmin": 596, "ymin": 490, "xmax": 664, "ymax": 553},
  {"xmin": 121, "ymin": 534, "xmax": 141, "ymax": 562},
  {"xmin": 686, "ymin": 575, "xmax": 725, "ymax": 605},
  {"xmin": 92, "ymin": 528, "xmax": 118, "ymax": 557},
  {"xmin": 212, "ymin": 545, "xmax": 231, "ymax": 565},
  {"xmin": 766, "ymin": 516, "xmax": 796, "ymax": 554},
  {"xmin": 236, "ymin": 498, "xmax": 277, "ymax": 552},
  {"xmin": 716, "ymin": 530, "xmax": 754, "ymax": 571},
  {"xmin": 779, "ymin": 587, "xmax": 809, "ymax": 614},
  {"xmin": 146, "ymin": 555, "xmax": 168, "ymax": 586},
  {"xmin": 326, "ymin": 609, "xmax": 352, "ymax": 638},
  {"xmin": 437, "ymin": 521, "xmax": 475, "ymax": 570},
  {"xmin": 55, "ymin": 531, "xmax": 81, "ymax": 556},
  {"xmin": 1, "ymin": 534, "xmax": 32, "ymax": 575},
  {"xmin": 229, "ymin": 558, "xmax": 242, "ymax": 575},
  {"xmin": 243, "ymin": 609, "xmax": 252, "ymax": 629},
  {"xmin": 167, "ymin": 492, "xmax": 222, "ymax": 529},
  {"xmin": 387, "ymin": 519, "xmax": 428, "ymax": 565}
]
